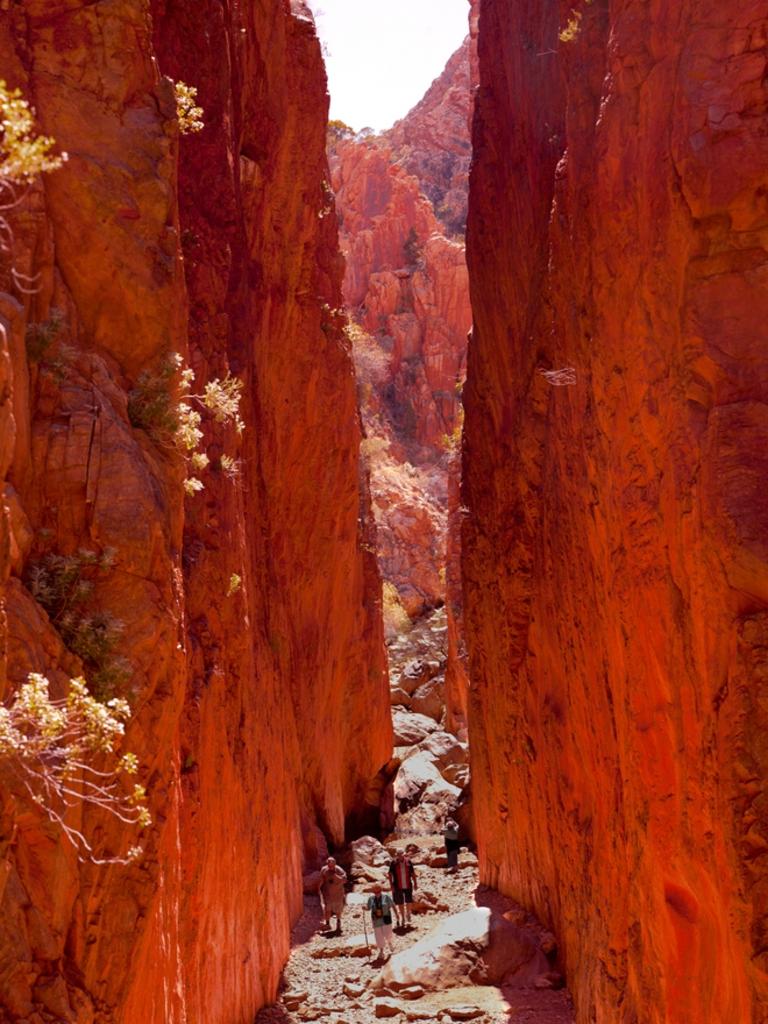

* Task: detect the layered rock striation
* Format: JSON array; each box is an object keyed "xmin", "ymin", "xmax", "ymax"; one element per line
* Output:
[
  {"xmin": 0, "ymin": 2, "xmax": 390, "ymax": 1022},
  {"xmin": 464, "ymin": 1, "xmax": 768, "ymax": 1022}
]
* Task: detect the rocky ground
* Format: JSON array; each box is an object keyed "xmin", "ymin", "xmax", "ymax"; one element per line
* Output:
[
  {"xmin": 255, "ymin": 836, "xmax": 574, "ymax": 1024},
  {"xmin": 255, "ymin": 611, "xmax": 574, "ymax": 1024}
]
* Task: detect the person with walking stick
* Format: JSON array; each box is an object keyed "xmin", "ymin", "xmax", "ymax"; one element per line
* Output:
[{"xmin": 366, "ymin": 883, "xmax": 395, "ymax": 962}]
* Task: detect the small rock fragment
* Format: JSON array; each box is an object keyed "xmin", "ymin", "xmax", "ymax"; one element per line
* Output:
[
  {"xmin": 398, "ymin": 984, "xmax": 425, "ymax": 1000},
  {"xmin": 283, "ymin": 989, "xmax": 309, "ymax": 1009},
  {"xmin": 375, "ymin": 996, "xmax": 403, "ymax": 1018},
  {"xmin": 342, "ymin": 982, "xmax": 366, "ymax": 999},
  {"xmin": 534, "ymin": 970, "xmax": 564, "ymax": 989},
  {"xmin": 446, "ymin": 1007, "xmax": 484, "ymax": 1021}
]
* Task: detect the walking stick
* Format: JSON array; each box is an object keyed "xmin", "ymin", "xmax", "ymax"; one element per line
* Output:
[{"xmin": 362, "ymin": 908, "xmax": 370, "ymax": 953}]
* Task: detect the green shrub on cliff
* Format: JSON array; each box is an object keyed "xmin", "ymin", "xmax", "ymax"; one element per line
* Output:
[
  {"xmin": 25, "ymin": 548, "xmax": 131, "ymax": 702},
  {"xmin": 128, "ymin": 353, "xmax": 244, "ymax": 495},
  {"xmin": 25, "ymin": 307, "xmax": 64, "ymax": 362}
]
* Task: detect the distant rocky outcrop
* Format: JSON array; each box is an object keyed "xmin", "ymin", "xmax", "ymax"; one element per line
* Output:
[
  {"xmin": 386, "ymin": 38, "xmax": 472, "ymax": 237},
  {"xmin": 329, "ymin": 38, "xmax": 472, "ymax": 622}
]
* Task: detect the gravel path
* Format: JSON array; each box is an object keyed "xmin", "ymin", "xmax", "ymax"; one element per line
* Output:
[
  {"xmin": 256, "ymin": 613, "xmax": 575, "ymax": 1023},
  {"xmin": 255, "ymin": 837, "xmax": 575, "ymax": 1024}
]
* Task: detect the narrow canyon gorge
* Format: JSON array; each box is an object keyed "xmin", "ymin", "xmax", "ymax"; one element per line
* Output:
[{"xmin": 0, "ymin": 1, "xmax": 766, "ymax": 1023}]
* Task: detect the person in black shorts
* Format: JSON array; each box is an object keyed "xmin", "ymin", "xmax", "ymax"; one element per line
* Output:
[{"xmin": 388, "ymin": 849, "xmax": 417, "ymax": 928}]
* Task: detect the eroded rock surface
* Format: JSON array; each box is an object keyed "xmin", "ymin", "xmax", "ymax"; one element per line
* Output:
[
  {"xmin": 0, "ymin": 3, "xmax": 390, "ymax": 1021},
  {"xmin": 464, "ymin": 1, "xmax": 768, "ymax": 1021}
]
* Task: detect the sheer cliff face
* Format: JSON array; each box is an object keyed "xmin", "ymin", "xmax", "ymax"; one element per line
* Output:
[
  {"xmin": 464, "ymin": 1, "xmax": 768, "ymax": 1021},
  {"xmin": 0, "ymin": 2, "xmax": 389, "ymax": 1022}
]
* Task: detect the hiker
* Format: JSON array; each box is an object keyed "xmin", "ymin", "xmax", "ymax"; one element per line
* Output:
[
  {"xmin": 443, "ymin": 817, "xmax": 460, "ymax": 872},
  {"xmin": 367, "ymin": 883, "xmax": 395, "ymax": 960},
  {"xmin": 318, "ymin": 856, "xmax": 347, "ymax": 934},
  {"xmin": 388, "ymin": 849, "xmax": 417, "ymax": 928}
]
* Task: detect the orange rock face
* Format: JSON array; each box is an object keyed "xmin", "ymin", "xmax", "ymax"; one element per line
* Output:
[
  {"xmin": 0, "ymin": 2, "xmax": 390, "ymax": 1021},
  {"xmin": 463, "ymin": 2, "xmax": 768, "ymax": 1022}
]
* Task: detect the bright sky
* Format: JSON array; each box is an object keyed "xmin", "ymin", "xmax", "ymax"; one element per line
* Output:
[{"xmin": 309, "ymin": 0, "xmax": 470, "ymax": 133}]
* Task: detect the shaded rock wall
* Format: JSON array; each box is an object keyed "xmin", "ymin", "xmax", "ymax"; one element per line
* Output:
[
  {"xmin": 464, "ymin": 1, "xmax": 768, "ymax": 1022},
  {"xmin": 0, "ymin": 2, "xmax": 390, "ymax": 1022}
]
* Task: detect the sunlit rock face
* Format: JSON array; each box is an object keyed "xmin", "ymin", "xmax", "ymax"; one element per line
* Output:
[
  {"xmin": 463, "ymin": 1, "xmax": 768, "ymax": 1022},
  {"xmin": 329, "ymin": 41, "xmax": 473, "ymax": 622},
  {"xmin": 0, "ymin": 2, "xmax": 390, "ymax": 1021},
  {"xmin": 387, "ymin": 37, "xmax": 473, "ymax": 238}
]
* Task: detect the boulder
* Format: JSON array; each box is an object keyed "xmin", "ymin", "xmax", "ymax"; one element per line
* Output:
[
  {"xmin": 399, "ymin": 985, "xmax": 425, "ymax": 1000},
  {"xmin": 283, "ymin": 990, "xmax": 309, "ymax": 1010},
  {"xmin": 394, "ymin": 752, "xmax": 444, "ymax": 809},
  {"xmin": 392, "ymin": 708, "xmax": 439, "ymax": 745},
  {"xmin": 441, "ymin": 763, "xmax": 470, "ymax": 789},
  {"xmin": 400, "ymin": 657, "xmax": 442, "ymax": 692},
  {"xmin": 411, "ymin": 890, "xmax": 450, "ymax": 915},
  {"xmin": 390, "ymin": 686, "xmax": 413, "ymax": 707},
  {"xmin": 343, "ymin": 981, "xmax": 366, "ymax": 998},
  {"xmin": 375, "ymin": 997, "xmax": 403, "ymax": 1018},
  {"xmin": 420, "ymin": 776, "xmax": 462, "ymax": 808},
  {"xmin": 409, "ymin": 676, "xmax": 445, "ymax": 722},
  {"xmin": 351, "ymin": 835, "xmax": 390, "ymax": 867},
  {"xmin": 375, "ymin": 908, "xmax": 547, "ymax": 992},
  {"xmin": 417, "ymin": 731, "xmax": 468, "ymax": 772}
]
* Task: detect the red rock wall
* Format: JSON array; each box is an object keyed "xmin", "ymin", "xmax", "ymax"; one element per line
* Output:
[
  {"xmin": 463, "ymin": 1, "xmax": 768, "ymax": 1022},
  {"xmin": 0, "ymin": 2, "xmax": 390, "ymax": 1021},
  {"xmin": 444, "ymin": 446, "xmax": 468, "ymax": 741}
]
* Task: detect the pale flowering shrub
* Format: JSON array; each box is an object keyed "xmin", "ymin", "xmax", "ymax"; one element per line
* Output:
[
  {"xmin": 0, "ymin": 80, "xmax": 66, "ymax": 182},
  {"xmin": 0, "ymin": 674, "xmax": 151, "ymax": 864},
  {"xmin": 220, "ymin": 453, "xmax": 241, "ymax": 479},
  {"xmin": 0, "ymin": 80, "xmax": 67, "ymax": 291},
  {"xmin": 128, "ymin": 352, "xmax": 244, "ymax": 494},
  {"xmin": 559, "ymin": 1, "xmax": 592, "ymax": 42},
  {"xmin": 174, "ymin": 81, "xmax": 204, "ymax": 134}
]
